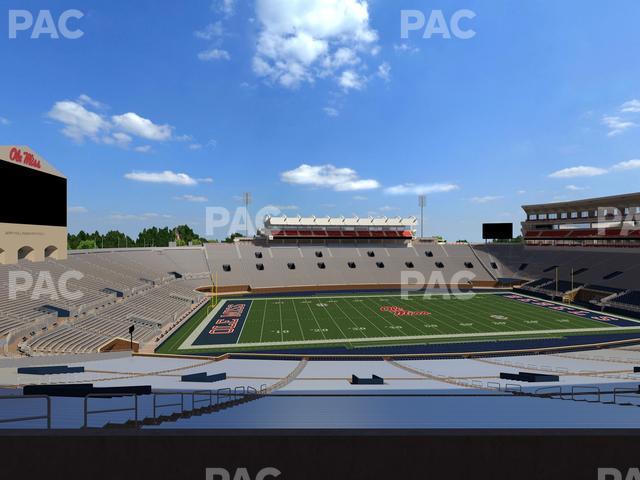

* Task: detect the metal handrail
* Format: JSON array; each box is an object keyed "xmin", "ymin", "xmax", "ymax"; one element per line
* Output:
[
  {"xmin": 0, "ymin": 395, "xmax": 51, "ymax": 429},
  {"xmin": 571, "ymin": 385, "xmax": 601, "ymax": 403},
  {"xmin": 193, "ymin": 390, "xmax": 213, "ymax": 408},
  {"xmin": 153, "ymin": 392, "xmax": 187, "ymax": 418},
  {"xmin": 84, "ymin": 393, "xmax": 138, "ymax": 429}
]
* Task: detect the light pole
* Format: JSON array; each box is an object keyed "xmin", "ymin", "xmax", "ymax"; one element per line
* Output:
[
  {"xmin": 418, "ymin": 195, "xmax": 426, "ymax": 238},
  {"xmin": 243, "ymin": 192, "xmax": 252, "ymax": 238}
]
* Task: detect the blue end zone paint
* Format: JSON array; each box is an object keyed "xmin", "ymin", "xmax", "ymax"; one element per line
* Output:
[
  {"xmin": 192, "ymin": 300, "xmax": 252, "ymax": 346},
  {"xmin": 498, "ymin": 292, "xmax": 640, "ymax": 327}
]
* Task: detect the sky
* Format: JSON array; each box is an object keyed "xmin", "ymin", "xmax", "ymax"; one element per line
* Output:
[{"xmin": 0, "ymin": 0, "xmax": 639, "ymax": 241}]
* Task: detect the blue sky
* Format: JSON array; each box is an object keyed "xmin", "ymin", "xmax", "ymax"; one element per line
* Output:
[{"xmin": 1, "ymin": 0, "xmax": 639, "ymax": 241}]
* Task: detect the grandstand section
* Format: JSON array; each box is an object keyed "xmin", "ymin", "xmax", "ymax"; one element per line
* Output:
[
  {"xmin": 521, "ymin": 192, "xmax": 640, "ymax": 247},
  {"xmin": 260, "ymin": 215, "xmax": 417, "ymax": 244}
]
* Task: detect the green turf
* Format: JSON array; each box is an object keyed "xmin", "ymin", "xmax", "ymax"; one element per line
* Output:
[{"xmin": 157, "ymin": 293, "xmax": 639, "ymax": 355}]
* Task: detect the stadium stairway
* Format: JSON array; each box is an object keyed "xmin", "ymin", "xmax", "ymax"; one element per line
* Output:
[{"xmin": 106, "ymin": 358, "xmax": 309, "ymax": 429}]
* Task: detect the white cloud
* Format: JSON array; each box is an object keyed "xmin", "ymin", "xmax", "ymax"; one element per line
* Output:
[
  {"xmin": 549, "ymin": 166, "xmax": 608, "ymax": 178},
  {"xmin": 377, "ymin": 62, "xmax": 391, "ymax": 82},
  {"xmin": 77, "ymin": 94, "xmax": 105, "ymax": 110},
  {"xmin": 602, "ymin": 115, "xmax": 637, "ymax": 137},
  {"xmin": 323, "ymin": 106, "xmax": 339, "ymax": 117},
  {"xmin": 611, "ymin": 159, "xmax": 640, "ymax": 171},
  {"xmin": 189, "ymin": 143, "xmax": 203, "ymax": 150},
  {"xmin": 194, "ymin": 21, "xmax": 224, "ymax": 40},
  {"xmin": 174, "ymin": 194, "xmax": 209, "ymax": 202},
  {"xmin": 266, "ymin": 204, "xmax": 299, "ymax": 211},
  {"xmin": 47, "ymin": 100, "xmax": 109, "ymax": 142},
  {"xmin": 353, "ymin": 195, "xmax": 367, "ymax": 201},
  {"xmin": 198, "ymin": 48, "xmax": 231, "ymax": 61},
  {"xmin": 134, "ymin": 145, "xmax": 152, "ymax": 153},
  {"xmin": 281, "ymin": 164, "xmax": 380, "ymax": 191},
  {"xmin": 620, "ymin": 99, "xmax": 640, "ymax": 113},
  {"xmin": 253, "ymin": 0, "xmax": 378, "ymax": 89},
  {"xmin": 380, "ymin": 205, "xmax": 399, "ymax": 212},
  {"xmin": 47, "ymin": 97, "xmax": 181, "ymax": 147},
  {"xmin": 216, "ymin": 0, "xmax": 236, "ymax": 17},
  {"xmin": 565, "ymin": 185, "xmax": 588, "ymax": 191},
  {"xmin": 0, "ymin": 116, "xmax": 10, "ymax": 125},
  {"xmin": 393, "ymin": 43, "xmax": 419, "ymax": 54},
  {"xmin": 111, "ymin": 112, "xmax": 173, "ymax": 141},
  {"xmin": 517, "ymin": 190, "xmax": 526, "ymax": 195},
  {"xmin": 124, "ymin": 171, "xmax": 199, "ymax": 186},
  {"xmin": 110, "ymin": 212, "xmax": 173, "ymax": 221},
  {"xmin": 470, "ymin": 195, "xmax": 503, "ymax": 204},
  {"xmin": 384, "ymin": 183, "xmax": 460, "ymax": 195},
  {"xmin": 339, "ymin": 70, "xmax": 365, "ymax": 90},
  {"xmin": 68, "ymin": 206, "xmax": 88, "ymax": 214}
]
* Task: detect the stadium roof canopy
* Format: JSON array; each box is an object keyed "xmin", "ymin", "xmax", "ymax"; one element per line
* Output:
[
  {"xmin": 522, "ymin": 192, "xmax": 640, "ymax": 213},
  {"xmin": 264, "ymin": 216, "xmax": 417, "ymax": 228}
]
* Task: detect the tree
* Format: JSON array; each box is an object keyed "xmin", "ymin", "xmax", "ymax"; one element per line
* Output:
[
  {"xmin": 223, "ymin": 232, "xmax": 243, "ymax": 243},
  {"xmin": 77, "ymin": 239, "xmax": 97, "ymax": 250}
]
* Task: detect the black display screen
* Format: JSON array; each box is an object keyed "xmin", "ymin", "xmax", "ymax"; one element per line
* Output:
[
  {"xmin": 482, "ymin": 223, "xmax": 513, "ymax": 240},
  {"xmin": 0, "ymin": 160, "xmax": 67, "ymax": 227}
]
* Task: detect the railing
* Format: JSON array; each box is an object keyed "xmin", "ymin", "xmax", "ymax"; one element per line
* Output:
[
  {"xmin": 0, "ymin": 395, "xmax": 51, "ymax": 429},
  {"xmin": 84, "ymin": 393, "xmax": 138, "ymax": 428},
  {"xmin": 153, "ymin": 391, "xmax": 187, "ymax": 418}
]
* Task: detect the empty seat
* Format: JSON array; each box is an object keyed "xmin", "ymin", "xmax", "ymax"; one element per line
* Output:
[
  {"xmin": 348, "ymin": 262, "xmax": 356, "ymax": 269},
  {"xmin": 222, "ymin": 264, "xmax": 231, "ymax": 272},
  {"xmin": 367, "ymin": 251, "xmax": 375, "ymax": 257},
  {"xmin": 315, "ymin": 251, "xmax": 323, "ymax": 258},
  {"xmin": 405, "ymin": 262, "xmax": 414, "ymax": 268},
  {"xmin": 464, "ymin": 262, "xmax": 474, "ymax": 268},
  {"xmin": 435, "ymin": 261, "xmax": 444, "ymax": 268},
  {"xmin": 287, "ymin": 263, "xmax": 296, "ymax": 270},
  {"xmin": 376, "ymin": 262, "xmax": 385, "ymax": 268},
  {"xmin": 256, "ymin": 263, "xmax": 264, "ymax": 271},
  {"xmin": 317, "ymin": 262, "xmax": 326, "ymax": 269},
  {"xmin": 255, "ymin": 252, "xmax": 263, "ymax": 258},
  {"xmin": 425, "ymin": 251, "xmax": 433, "ymax": 257}
]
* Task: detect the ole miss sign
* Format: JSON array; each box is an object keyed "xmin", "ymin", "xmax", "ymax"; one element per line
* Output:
[{"xmin": 8, "ymin": 147, "xmax": 42, "ymax": 170}]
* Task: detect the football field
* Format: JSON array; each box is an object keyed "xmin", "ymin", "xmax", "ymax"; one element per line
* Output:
[{"xmin": 159, "ymin": 292, "xmax": 640, "ymax": 355}]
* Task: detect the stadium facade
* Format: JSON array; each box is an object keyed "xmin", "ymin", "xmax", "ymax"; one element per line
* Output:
[
  {"xmin": 0, "ymin": 146, "xmax": 67, "ymax": 264},
  {"xmin": 521, "ymin": 192, "xmax": 640, "ymax": 247}
]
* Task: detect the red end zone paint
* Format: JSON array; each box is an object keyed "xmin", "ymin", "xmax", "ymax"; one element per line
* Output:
[{"xmin": 380, "ymin": 306, "xmax": 431, "ymax": 317}]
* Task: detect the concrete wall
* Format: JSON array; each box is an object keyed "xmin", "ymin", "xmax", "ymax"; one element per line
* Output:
[{"xmin": 0, "ymin": 222, "xmax": 67, "ymax": 264}]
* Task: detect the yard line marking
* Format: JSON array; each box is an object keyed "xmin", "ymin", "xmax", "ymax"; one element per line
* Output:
[
  {"xmin": 335, "ymin": 299, "xmax": 387, "ymax": 337},
  {"xmin": 304, "ymin": 301, "xmax": 328, "ymax": 340},
  {"xmin": 290, "ymin": 299, "xmax": 307, "ymax": 341},
  {"xmin": 259, "ymin": 298, "xmax": 268, "ymax": 343}
]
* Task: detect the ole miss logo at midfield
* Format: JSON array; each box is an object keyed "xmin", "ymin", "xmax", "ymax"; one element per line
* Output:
[{"xmin": 380, "ymin": 306, "xmax": 431, "ymax": 317}]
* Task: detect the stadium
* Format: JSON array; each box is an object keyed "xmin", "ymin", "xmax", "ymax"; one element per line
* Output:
[{"xmin": 3, "ymin": 146, "xmax": 640, "ymax": 431}]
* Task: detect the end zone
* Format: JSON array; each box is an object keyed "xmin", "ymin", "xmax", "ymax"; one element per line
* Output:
[{"xmin": 180, "ymin": 300, "xmax": 252, "ymax": 349}]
